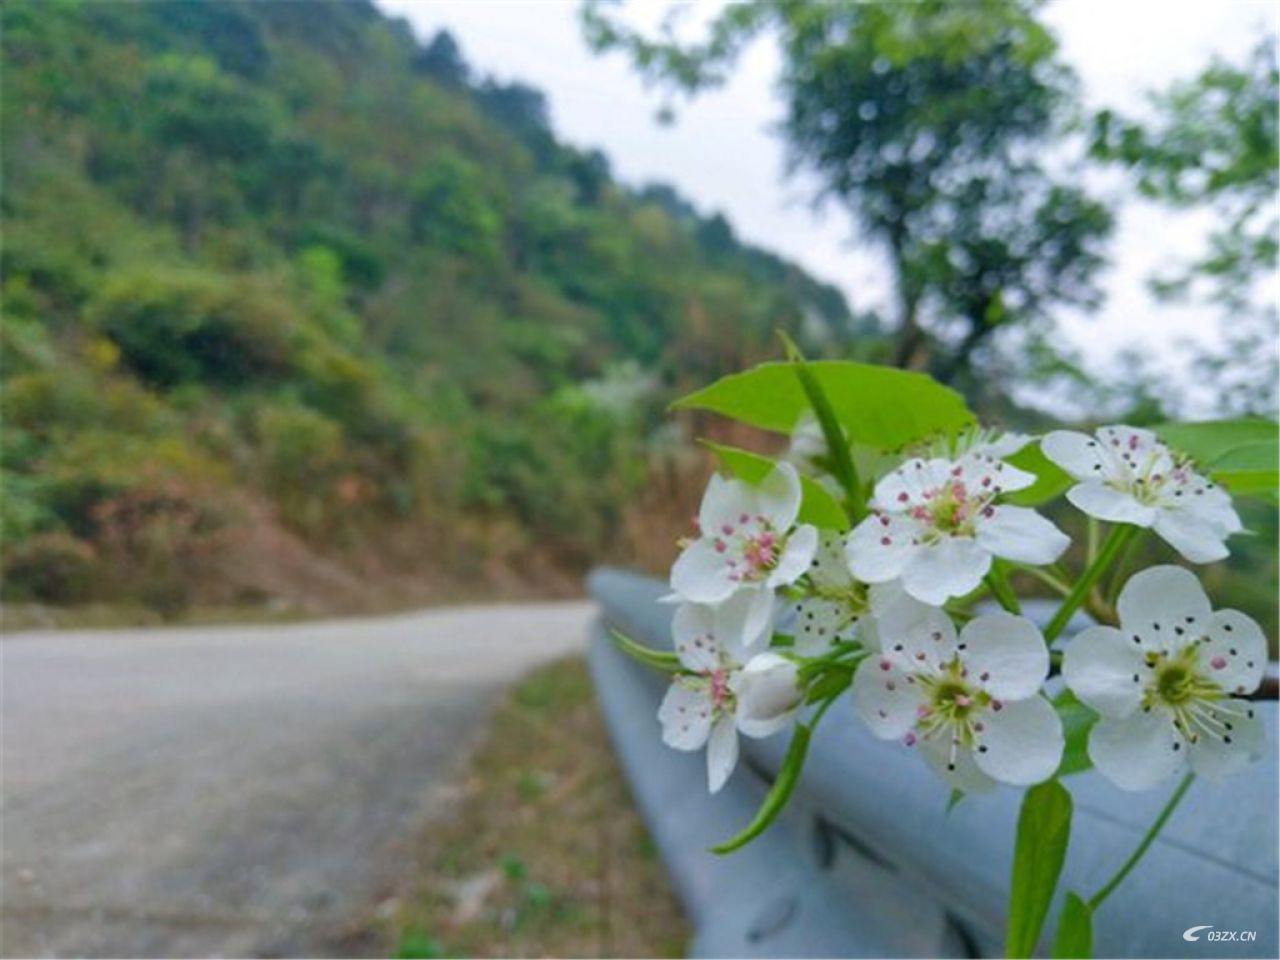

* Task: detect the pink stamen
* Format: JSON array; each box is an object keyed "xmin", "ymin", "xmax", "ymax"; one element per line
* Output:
[
  {"xmin": 904, "ymin": 732, "xmax": 918, "ymax": 747},
  {"xmin": 710, "ymin": 670, "xmax": 729, "ymax": 709},
  {"xmin": 1211, "ymin": 656, "xmax": 1228, "ymax": 670}
]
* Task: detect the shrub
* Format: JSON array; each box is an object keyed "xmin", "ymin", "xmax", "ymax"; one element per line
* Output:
[
  {"xmin": 2, "ymin": 532, "xmax": 98, "ymax": 604},
  {"xmin": 93, "ymin": 481, "xmax": 233, "ymax": 617},
  {"xmin": 255, "ymin": 403, "xmax": 344, "ymax": 533},
  {"xmin": 89, "ymin": 268, "xmax": 298, "ymax": 389}
]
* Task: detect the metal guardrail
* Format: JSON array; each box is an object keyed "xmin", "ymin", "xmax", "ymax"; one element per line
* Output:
[{"xmin": 586, "ymin": 567, "xmax": 1279, "ymax": 959}]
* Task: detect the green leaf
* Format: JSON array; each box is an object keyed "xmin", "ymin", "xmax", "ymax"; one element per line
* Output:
[
  {"xmin": 1154, "ymin": 418, "xmax": 1276, "ymax": 463},
  {"xmin": 1051, "ymin": 892, "xmax": 1094, "ymax": 959},
  {"xmin": 1004, "ymin": 442, "xmax": 1074, "ymax": 507},
  {"xmin": 1054, "ymin": 689, "xmax": 1098, "ymax": 777},
  {"xmin": 711, "ymin": 723, "xmax": 811, "ymax": 854},
  {"xmin": 1207, "ymin": 443, "xmax": 1279, "ymax": 499},
  {"xmin": 1153, "ymin": 418, "xmax": 1278, "ymax": 500},
  {"xmin": 1006, "ymin": 780, "xmax": 1074, "ymax": 959},
  {"xmin": 610, "ymin": 629, "xmax": 681, "ymax": 674},
  {"xmin": 701, "ymin": 440, "xmax": 849, "ymax": 530},
  {"xmin": 946, "ymin": 789, "xmax": 965, "ymax": 814},
  {"xmin": 675, "ymin": 361, "xmax": 975, "ymax": 450}
]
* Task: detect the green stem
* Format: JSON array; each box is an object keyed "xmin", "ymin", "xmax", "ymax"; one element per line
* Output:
[
  {"xmin": 1088, "ymin": 773, "xmax": 1194, "ymax": 911},
  {"xmin": 1104, "ymin": 528, "xmax": 1149, "ymax": 609},
  {"xmin": 779, "ymin": 331, "xmax": 866, "ymax": 523},
  {"xmin": 985, "ymin": 565, "xmax": 1022, "ymax": 614},
  {"xmin": 1086, "ymin": 516, "xmax": 1099, "ymax": 565},
  {"xmin": 1014, "ymin": 564, "xmax": 1072, "ymax": 597},
  {"xmin": 1044, "ymin": 525, "xmax": 1137, "ymax": 643}
]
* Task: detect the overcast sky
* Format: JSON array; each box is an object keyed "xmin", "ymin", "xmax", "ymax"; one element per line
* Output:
[{"xmin": 377, "ymin": 0, "xmax": 1274, "ymax": 398}]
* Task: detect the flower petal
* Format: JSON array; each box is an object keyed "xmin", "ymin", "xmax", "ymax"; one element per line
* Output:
[
  {"xmin": 900, "ymin": 536, "xmax": 990, "ymax": 605},
  {"xmin": 1116, "ymin": 565, "xmax": 1212, "ymax": 654},
  {"xmin": 851, "ymin": 658, "xmax": 925, "ymax": 739},
  {"xmin": 878, "ymin": 606, "xmax": 957, "ymax": 672},
  {"xmin": 976, "ymin": 505, "xmax": 1070, "ymax": 565},
  {"xmin": 658, "ymin": 681, "xmax": 713, "ymax": 750},
  {"xmin": 706, "ymin": 714, "xmax": 739, "ymax": 793},
  {"xmin": 1098, "ymin": 425, "xmax": 1168, "ymax": 465},
  {"xmin": 1066, "ymin": 481, "xmax": 1157, "ymax": 526},
  {"xmin": 714, "ymin": 587, "xmax": 775, "ymax": 659},
  {"xmin": 973, "ymin": 696, "xmax": 1064, "ymax": 785},
  {"xmin": 918, "ymin": 733, "xmax": 997, "ymax": 793},
  {"xmin": 1061, "ymin": 625, "xmax": 1148, "ymax": 718},
  {"xmin": 1152, "ymin": 507, "xmax": 1230, "ymax": 564},
  {"xmin": 1199, "ymin": 609, "xmax": 1267, "ymax": 696},
  {"xmin": 808, "ymin": 530, "xmax": 853, "ymax": 591},
  {"xmin": 1041, "ymin": 430, "xmax": 1108, "ymax": 479},
  {"xmin": 698, "ymin": 473, "xmax": 751, "ymax": 539},
  {"xmin": 957, "ymin": 451, "xmax": 1036, "ymax": 494},
  {"xmin": 1191, "ymin": 485, "xmax": 1244, "ymax": 537},
  {"xmin": 768, "ymin": 524, "xmax": 818, "ymax": 588},
  {"xmin": 981, "ymin": 432, "xmax": 1034, "ymax": 459},
  {"xmin": 1088, "ymin": 711, "xmax": 1185, "ymax": 791},
  {"xmin": 792, "ymin": 596, "xmax": 856, "ymax": 656},
  {"xmin": 756, "ymin": 461, "xmax": 803, "ymax": 530},
  {"xmin": 1187, "ymin": 701, "xmax": 1266, "ymax": 781},
  {"xmin": 959, "ymin": 612, "xmax": 1049, "ymax": 701},
  {"xmin": 670, "ymin": 538, "xmax": 737, "ymax": 604},
  {"xmin": 872, "ymin": 458, "xmax": 952, "ymax": 510},
  {"xmin": 734, "ymin": 652, "xmax": 802, "ymax": 738},
  {"xmin": 672, "ymin": 602, "xmax": 719, "ymax": 672},
  {"xmin": 846, "ymin": 513, "xmax": 919, "ymax": 584},
  {"xmin": 867, "ymin": 580, "xmax": 937, "ymax": 638}
]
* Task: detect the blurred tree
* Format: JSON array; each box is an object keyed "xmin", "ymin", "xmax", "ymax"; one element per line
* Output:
[
  {"xmin": 581, "ymin": 0, "xmax": 1113, "ymax": 386},
  {"xmin": 413, "ymin": 29, "xmax": 471, "ymax": 87},
  {"xmin": 1092, "ymin": 35, "xmax": 1278, "ymax": 416}
]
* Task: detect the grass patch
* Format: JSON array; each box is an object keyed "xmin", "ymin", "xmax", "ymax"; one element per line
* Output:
[{"xmin": 380, "ymin": 657, "xmax": 687, "ymax": 958}]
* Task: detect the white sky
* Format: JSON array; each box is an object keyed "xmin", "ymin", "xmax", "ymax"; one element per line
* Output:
[{"xmin": 377, "ymin": 0, "xmax": 1275, "ymax": 398}]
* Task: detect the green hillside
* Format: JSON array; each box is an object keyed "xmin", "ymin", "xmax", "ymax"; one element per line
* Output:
[{"xmin": 1, "ymin": 0, "xmax": 862, "ymax": 618}]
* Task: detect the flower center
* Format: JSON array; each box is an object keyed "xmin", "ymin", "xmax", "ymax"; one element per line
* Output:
[
  {"xmin": 1108, "ymin": 443, "xmax": 1197, "ymax": 507},
  {"xmin": 709, "ymin": 669, "xmax": 733, "ymax": 712},
  {"xmin": 913, "ymin": 478, "xmax": 995, "ymax": 537},
  {"xmin": 1145, "ymin": 646, "xmax": 1221, "ymax": 708},
  {"xmin": 1141, "ymin": 645, "xmax": 1252, "ymax": 747},
  {"xmin": 714, "ymin": 514, "xmax": 785, "ymax": 583},
  {"xmin": 913, "ymin": 659, "xmax": 995, "ymax": 762}
]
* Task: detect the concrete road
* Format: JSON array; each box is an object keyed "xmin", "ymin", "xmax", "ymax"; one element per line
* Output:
[{"xmin": 1, "ymin": 602, "xmax": 594, "ymax": 958}]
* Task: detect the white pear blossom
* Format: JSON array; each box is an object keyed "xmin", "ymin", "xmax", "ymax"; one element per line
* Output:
[
  {"xmin": 1042, "ymin": 425, "xmax": 1242, "ymax": 564},
  {"xmin": 845, "ymin": 452, "xmax": 1070, "ymax": 605},
  {"xmin": 790, "ymin": 531, "xmax": 936, "ymax": 656},
  {"xmin": 671, "ymin": 462, "xmax": 818, "ymax": 638},
  {"xmin": 852, "ymin": 609, "xmax": 1063, "ymax": 792},
  {"xmin": 1062, "ymin": 565, "xmax": 1266, "ymax": 791},
  {"xmin": 658, "ymin": 595, "xmax": 802, "ymax": 792}
]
